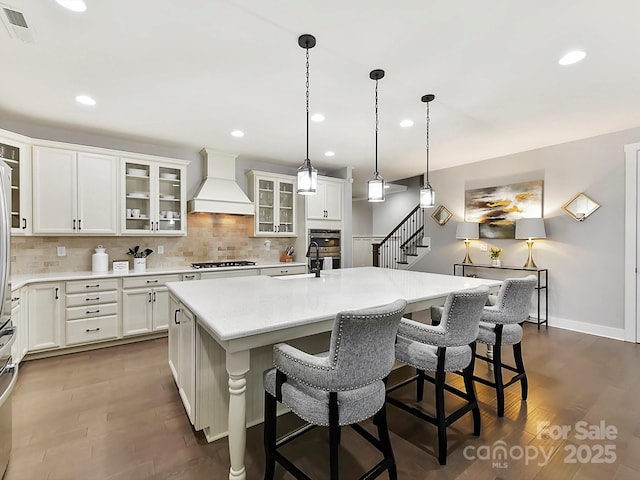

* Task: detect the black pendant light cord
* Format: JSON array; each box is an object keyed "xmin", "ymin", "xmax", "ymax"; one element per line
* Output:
[
  {"xmin": 305, "ymin": 46, "xmax": 310, "ymax": 161},
  {"xmin": 425, "ymin": 100, "xmax": 430, "ymax": 184},
  {"xmin": 374, "ymin": 76, "xmax": 379, "ymax": 175},
  {"xmin": 421, "ymin": 94, "xmax": 435, "ymax": 186}
]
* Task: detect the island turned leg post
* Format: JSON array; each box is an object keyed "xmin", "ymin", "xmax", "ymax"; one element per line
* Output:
[{"xmin": 226, "ymin": 350, "xmax": 251, "ymax": 480}]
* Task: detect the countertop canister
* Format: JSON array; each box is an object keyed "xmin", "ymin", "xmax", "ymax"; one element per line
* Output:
[{"xmin": 92, "ymin": 245, "xmax": 109, "ymax": 273}]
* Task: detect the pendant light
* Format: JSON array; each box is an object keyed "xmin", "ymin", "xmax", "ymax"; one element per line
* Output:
[
  {"xmin": 419, "ymin": 94, "xmax": 436, "ymax": 208},
  {"xmin": 367, "ymin": 69, "xmax": 385, "ymax": 202},
  {"xmin": 296, "ymin": 34, "xmax": 318, "ymax": 195}
]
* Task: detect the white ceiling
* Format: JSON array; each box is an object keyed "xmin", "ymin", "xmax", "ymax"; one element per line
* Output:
[{"xmin": 2, "ymin": 0, "xmax": 640, "ymax": 198}]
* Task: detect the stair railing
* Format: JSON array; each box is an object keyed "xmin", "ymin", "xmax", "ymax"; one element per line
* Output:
[{"xmin": 372, "ymin": 204, "xmax": 424, "ymax": 268}]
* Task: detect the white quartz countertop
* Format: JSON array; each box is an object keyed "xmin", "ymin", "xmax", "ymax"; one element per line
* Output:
[
  {"xmin": 10, "ymin": 261, "xmax": 307, "ymax": 290},
  {"xmin": 166, "ymin": 267, "xmax": 502, "ymax": 343}
]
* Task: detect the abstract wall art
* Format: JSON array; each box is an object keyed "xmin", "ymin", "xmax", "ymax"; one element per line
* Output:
[{"xmin": 465, "ymin": 180, "xmax": 543, "ymax": 238}]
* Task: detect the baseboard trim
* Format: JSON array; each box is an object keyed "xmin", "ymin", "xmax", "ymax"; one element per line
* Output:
[{"xmin": 528, "ymin": 315, "xmax": 626, "ymax": 341}]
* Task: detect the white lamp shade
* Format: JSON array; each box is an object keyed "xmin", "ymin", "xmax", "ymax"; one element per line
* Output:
[
  {"xmin": 515, "ymin": 218, "xmax": 546, "ymax": 239},
  {"xmin": 367, "ymin": 172, "xmax": 385, "ymax": 202},
  {"xmin": 456, "ymin": 221, "xmax": 479, "ymax": 239},
  {"xmin": 297, "ymin": 159, "xmax": 317, "ymax": 195},
  {"xmin": 419, "ymin": 185, "xmax": 435, "ymax": 208}
]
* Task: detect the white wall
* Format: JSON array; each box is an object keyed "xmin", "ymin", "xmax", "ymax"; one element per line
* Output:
[
  {"xmin": 412, "ymin": 127, "xmax": 640, "ymax": 339},
  {"xmin": 372, "ymin": 176, "xmax": 422, "ymax": 236}
]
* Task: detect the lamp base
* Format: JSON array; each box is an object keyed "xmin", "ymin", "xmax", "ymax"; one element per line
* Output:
[
  {"xmin": 461, "ymin": 239, "xmax": 473, "ymax": 264},
  {"xmin": 523, "ymin": 239, "xmax": 537, "ymax": 269}
]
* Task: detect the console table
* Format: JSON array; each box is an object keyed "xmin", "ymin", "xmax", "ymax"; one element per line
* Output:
[{"xmin": 453, "ymin": 263, "xmax": 548, "ymax": 329}]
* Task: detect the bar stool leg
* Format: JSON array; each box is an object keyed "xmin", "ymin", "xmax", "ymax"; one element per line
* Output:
[
  {"xmin": 263, "ymin": 392, "xmax": 277, "ymax": 480},
  {"xmin": 513, "ymin": 341, "xmax": 528, "ymax": 400}
]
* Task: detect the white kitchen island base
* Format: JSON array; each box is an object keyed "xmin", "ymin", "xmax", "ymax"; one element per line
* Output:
[{"xmin": 167, "ymin": 267, "xmax": 502, "ymax": 480}]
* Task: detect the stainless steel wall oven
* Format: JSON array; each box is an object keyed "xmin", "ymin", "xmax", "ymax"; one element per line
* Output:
[{"xmin": 308, "ymin": 229, "xmax": 341, "ymax": 270}]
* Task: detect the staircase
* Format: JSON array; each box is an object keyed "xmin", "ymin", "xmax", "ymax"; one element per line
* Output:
[{"xmin": 372, "ymin": 204, "xmax": 430, "ymax": 270}]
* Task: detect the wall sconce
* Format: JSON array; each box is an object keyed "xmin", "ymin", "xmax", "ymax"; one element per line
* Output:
[
  {"xmin": 515, "ymin": 218, "xmax": 546, "ymax": 268},
  {"xmin": 456, "ymin": 221, "xmax": 479, "ymax": 263},
  {"xmin": 431, "ymin": 205, "xmax": 453, "ymax": 226},
  {"xmin": 562, "ymin": 192, "xmax": 600, "ymax": 221}
]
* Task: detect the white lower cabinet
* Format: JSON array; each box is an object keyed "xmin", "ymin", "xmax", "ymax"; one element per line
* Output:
[
  {"xmin": 28, "ymin": 282, "xmax": 63, "ymax": 351},
  {"xmin": 65, "ymin": 278, "xmax": 120, "ymax": 346},
  {"xmin": 169, "ymin": 294, "xmax": 196, "ymax": 423},
  {"xmin": 122, "ymin": 275, "xmax": 179, "ymax": 336},
  {"xmin": 10, "ymin": 287, "xmax": 28, "ymax": 363}
]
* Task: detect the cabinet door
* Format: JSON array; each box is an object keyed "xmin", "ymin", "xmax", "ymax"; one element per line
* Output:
[
  {"xmin": 122, "ymin": 159, "xmax": 153, "ymax": 234},
  {"xmin": 121, "ymin": 288, "xmax": 153, "ymax": 336},
  {"xmin": 0, "ymin": 133, "xmax": 32, "ymax": 234},
  {"xmin": 324, "ymin": 181, "xmax": 342, "ymax": 221},
  {"xmin": 28, "ymin": 282, "xmax": 63, "ymax": 351},
  {"xmin": 77, "ymin": 152, "xmax": 118, "ymax": 234},
  {"xmin": 277, "ymin": 179, "xmax": 295, "ymax": 234},
  {"xmin": 151, "ymin": 287, "xmax": 170, "ymax": 331},
  {"xmin": 32, "ymin": 147, "xmax": 77, "ymax": 234},
  {"xmin": 306, "ymin": 182, "xmax": 326, "ymax": 220},
  {"xmin": 179, "ymin": 306, "xmax": 195, "ymax": 424},
  {"xmin": 256, "ymin": 177, "xmax": 276, "ymax": 234},
  {"xmin": 156, "ymin": 165, "xmax": 185, "ymax": 234},
  {"xmin": 168, "ymin": 295, "xmax": 180, "ymax": 383}
]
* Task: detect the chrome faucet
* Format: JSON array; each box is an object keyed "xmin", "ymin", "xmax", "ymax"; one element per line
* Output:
[{"xmin": 306, "ymin": 241, "xmax": 321, "ymax": 277}]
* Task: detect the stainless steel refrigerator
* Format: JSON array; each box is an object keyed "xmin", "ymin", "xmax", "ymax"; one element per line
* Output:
[{"xmin": 0, "ymin": 159, "xmax": 17, "ymax": 477}]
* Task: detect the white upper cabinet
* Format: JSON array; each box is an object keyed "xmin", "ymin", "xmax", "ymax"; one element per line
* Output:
[
  {"xmin": 122, "ymin": 158, "xmax": 187, "ymax": 235},
  {"xmin": 247, "ymin": 171, "xmax": 297, "ymax": 236},
  {"xmin": 306, "ymin": 176, "xmax": 343, "ymax": 221},
  {"xmin": 0, "ymin": 130, "xmax": 32, "ymax": 235},
  {"xmin": 32, "ymin": 146, "xmax": 118, "ymax": 235}
]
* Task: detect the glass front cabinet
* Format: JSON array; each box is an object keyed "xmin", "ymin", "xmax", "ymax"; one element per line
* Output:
[
  {"xmin": 0, "ymin": 130, "xmax": 32, "ymax": 235},
  {"xmin": 247, "ymin": 171, "xmax": 296, "ymax": 237},
  {"xmin": 122, "ymin": 157, "xmax": 188, "ymax": 235}
]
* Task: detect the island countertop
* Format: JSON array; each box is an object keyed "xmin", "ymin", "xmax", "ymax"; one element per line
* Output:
[{"xmin": 166, "ymin": 266, "xmax": 502, "ymax": 343}]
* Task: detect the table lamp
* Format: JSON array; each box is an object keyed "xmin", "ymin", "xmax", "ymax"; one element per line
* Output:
[
  {"xmin": 456, "ymin": 222, "xmax": 479, "ymax": 264},
  {"xmin": 515, "ymin": 218, "xmax": 546, "ymax": 268}
]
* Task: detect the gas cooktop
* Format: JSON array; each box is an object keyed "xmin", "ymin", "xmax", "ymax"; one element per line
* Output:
[{"xmin": 191, "ymin": 260, "xmax": 256, "ymax": 269}]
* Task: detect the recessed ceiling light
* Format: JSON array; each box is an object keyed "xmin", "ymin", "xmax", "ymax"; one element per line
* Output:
[
  {"xmin": 231, "ymin": 130, "xmax": 245, "ymax": 138},
  {"xmin": 75, "ymin": 95, "xmax": 96, "ymax": 106},
  {"xmin": 559, "ymin": 50, "xmax": 586, "ymax": 66},
  {"xmin": 384, "ymin": 185, "xmax": 390, "ymax": 189},
  {"xmin": 311, "ymin": 113, "xmax": 325, "ymax": 122},
  {"xmin": 56, "ymin": 0, "xmax": 87, "ymax": 12},
  {"xmin": 324, "ymin": 151, "xmax": 335, "ymax": 157},
  {"xmin": 400, "ymin": 119, "xmax": 414, "ymax": 128}
]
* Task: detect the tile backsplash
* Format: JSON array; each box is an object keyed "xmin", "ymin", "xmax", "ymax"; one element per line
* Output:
[{"xmin": 11, "ymin": 214, "xmax": 298, "ymax": 274}]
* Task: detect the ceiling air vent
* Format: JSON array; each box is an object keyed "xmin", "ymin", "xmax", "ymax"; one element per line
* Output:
[{"xmin": 0, "ymin": 3, "xmax": 35, "ymax": 43}]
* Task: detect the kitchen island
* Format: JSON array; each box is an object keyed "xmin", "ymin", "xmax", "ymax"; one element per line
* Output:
[{"xmin": 166, "ymin": 267, "xmax": 502, "ymax": 480}]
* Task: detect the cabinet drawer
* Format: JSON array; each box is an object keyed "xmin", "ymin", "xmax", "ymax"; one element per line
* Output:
[
  {"xmin": 66, "ymin": 302, "xmax": 118, "ymax": 321},
  {"xmin": 122, "ymin": 274, "xmax": 180, "ymax": 289},
  {"xmin": 66, "ymin": 290, "xmax": 118, "ymax": 307},
  {"xmin": 199, "ymin": 269, "xmax": 259, "ymax": 280},
  {"xmin": 66, "ymin": 316, "xmax": 118, "ymax": 346},
  {"xmin": 260, "ymin": 265, "xmax": 307, "ymax": 277},
  {"xmin": 66, "ymin": 278, "xmax": 119, "ymax": 293}
]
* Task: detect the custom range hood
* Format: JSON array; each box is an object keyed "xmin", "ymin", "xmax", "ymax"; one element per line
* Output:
[{"xmin": 187, "ymin": 148, "xmax": 254, "ymax": 215}]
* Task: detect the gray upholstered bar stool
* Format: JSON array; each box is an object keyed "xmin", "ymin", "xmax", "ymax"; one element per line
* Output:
[
  {"xmin": 472, "ymin": 275, "xmax": 537, "ymax": 417},
  {"xmin": 263, "ymin": 299, "xmax": 407, "ymax": 480},
  {"xmin": 386, "ymin": 286, "xmax": 489, "ymax": 465}
]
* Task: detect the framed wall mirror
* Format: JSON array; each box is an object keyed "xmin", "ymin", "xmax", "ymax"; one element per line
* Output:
[
  {"xmin": 431, "ymin": 205, "xmax": 453, "ymax": 225},
  {"xmin": 562, "ymin": 192, "xmax": 600, "ymax": 221}
]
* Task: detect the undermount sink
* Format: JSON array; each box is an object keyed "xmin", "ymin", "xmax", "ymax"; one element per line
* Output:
[{"xmin": 274, "ymin": 273, "xmax": 320, "ymax": 280}]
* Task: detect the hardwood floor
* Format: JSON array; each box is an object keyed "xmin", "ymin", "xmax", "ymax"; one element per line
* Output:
[{"xmin": 5, "ymin": 324, "xmax": 640, "ymax": 479}]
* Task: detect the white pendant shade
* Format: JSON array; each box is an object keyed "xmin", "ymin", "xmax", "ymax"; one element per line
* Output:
[
  {"xmin": 419, "ymin": 184, "xmax": 435, "ymax": 208},
  {"xmin": 368, "ymin": 173, "xmax": 385, "ymax": 202},
  {"xmin": 297, "ymin": 159, "xmax": 317, "ymax": 195}
]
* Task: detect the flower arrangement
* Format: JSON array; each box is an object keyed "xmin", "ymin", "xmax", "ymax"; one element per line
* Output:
[
  {"xmin": 127, "ymin": 245, "xmax": 153, "ymax": 258},
  {"xmin": 489, "ymin": 247, "xmax": 502, "ymax": 260}
]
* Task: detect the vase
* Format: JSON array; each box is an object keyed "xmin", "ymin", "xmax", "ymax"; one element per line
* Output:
[
  {"xmin": 491, "ymin": 258, "xmax": 501, "ymax": 267},
  {"xmin": 133, "ymin": 257, "xmax": 146, "ymax": 273}
]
